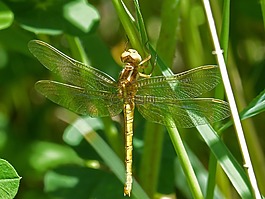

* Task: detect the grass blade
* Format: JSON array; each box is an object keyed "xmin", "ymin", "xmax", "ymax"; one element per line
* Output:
[
  {"xmin": 202, "ymin": 0, "xmax": 261, "ymax": 197},
  {"xmin": 219, "ymin": 88, "xmax": 265, "ymax": 132},
  {"xmin": 67, "ymin": 117, "xmax": 149, "ymax": 199},
  {"xmin": 197, "ymin": 125, "xmax": 253, "ymax": 198}
]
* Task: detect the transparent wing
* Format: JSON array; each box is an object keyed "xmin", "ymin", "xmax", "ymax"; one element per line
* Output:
[
  {"xmin": 35, "ymin": 80, "xmax": 123, "ymax": 117},
  {"xmin": 28, "ymin": 40, "xmax": 117, "ymax": 92},
  {"xmin": 136, "ymin": 65, "xmax": 221, "ymax": 99},
  {"xmin": 135, "ymin": 97, "xmax": 230, "ymax": 128}
]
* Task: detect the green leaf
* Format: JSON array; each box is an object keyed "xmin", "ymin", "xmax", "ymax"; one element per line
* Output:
[
  {"xmin": 0, "ymin": 159, "xmax": 21, "ymax": 199},
  {"xmin": 219, "ymin": 88, "xmax": 265, "ymax": 132},
  {"xmin": 112, "ymin": 0, "xmax": 143, "ymax": 54},
  {"xmin": 63, "ymin": 0, "xmax": 100, "ymax": 33},
  {"xmin": 63, "ymin": 117, "xmax": 103, "ymax": 146},
  {"xmin": 174, "ymin": 147, "xmax": 225, "ymax": 199},
  {"xmin": 133, "ymin": 0, "xmax": 149, "ymax": 47},
  {"xmin": 64, "ymin": 117, "xmax": 150, "ymax": 199},
  {"xmin": 240, "ymin": 88, "xmax": 265, "ymax": 119},
  {"xmin": 196, "ymin": 125, "xmax": 253, "ymax": 198},
  {"xmin": 44, "ymin": 165, "xmax": 123, "ymax": 199},
  {"xmin": 149, "ymin": 45, "xmax": 174, "ymax": 76},
  {"xmin": 156, "ymin": 0, "xmax": 180, "ymax": 67},
  {"xmin": 0, "ymin": 2, "xmax": 14, "ymax": 30},
  {"xmin": 148, "ymin": 45, "xmax": 252, "ymax": 198},
  {"xmin": 12, "ymin": 0, "xmax": 99, "ymax": 35},
  {"xmin": 29, "ymin": 141, "xmax": 83, "ymax": 172}
]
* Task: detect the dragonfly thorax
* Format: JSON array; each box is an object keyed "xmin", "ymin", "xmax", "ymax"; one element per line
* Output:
[
  {"xmin": 117, "ymin": 62, "xmax": 139, "ymax": 105},
  {"xmin": 121, "ymin": 49, "xmax": 142, "ymax": 65}
]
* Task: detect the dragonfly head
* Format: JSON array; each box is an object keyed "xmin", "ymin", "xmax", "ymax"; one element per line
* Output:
[{"xmin": 121, "ymin": 49, "xmax": 142, "ymax": 64}]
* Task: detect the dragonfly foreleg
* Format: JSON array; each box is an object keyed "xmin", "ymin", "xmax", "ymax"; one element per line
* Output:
[{"xmin": 139, "ymin": 54, "xmax": 154, "ymax": 78}]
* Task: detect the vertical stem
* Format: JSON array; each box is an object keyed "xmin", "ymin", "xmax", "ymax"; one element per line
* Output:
[
  {"xmin": 206, "ymin": 153, "xmax": 217, "ymax": 199},
  {"xmin": 112, "ymin": 0, "xmax": 145, "ymax": 55},
  {"xmin": 219, "ymin": 0, "xmax": 230, "ymax": 61},
  {"xmin": 202, "ymin": 0, "xmax": 261, "ymax": 198},
  {"xmin": 139, "ymin": 122, "xmax": 164, "ymax": 197},
  {"xmin": 207, "ymin": 1, "xmax": 229, "ymax": 197},
  {"xmin": 156, "ymin": 0, "xmax": 180, "ymax": 68},
  {"xmin": 66, "ymin": 36, "xmax": 89, "ymax": 65},
  {"xmin": 167, "ymin": 126, "xmax": 204, "ymax": 199},
  {"xmin": 139, "ymin": 0, "xmax": 181, "ymax": 197},
  {"xmin": 260, "ymin": 0, "xmax": 265, "ymax": 30}
]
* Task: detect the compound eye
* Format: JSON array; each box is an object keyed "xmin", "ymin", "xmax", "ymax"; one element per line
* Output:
[
  {"xmin": 121, "ymin": 49, "xmax": 142, "ymax": 63},
  {"xmin": 128, "ymin": 49, "xmax": 142, "ymax": 62},
  {"xmin": 128, "ymin": 49, "xmax": 137, "ymax": 54}
]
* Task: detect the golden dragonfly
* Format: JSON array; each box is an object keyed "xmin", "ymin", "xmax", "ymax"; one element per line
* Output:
[{"xmin": 28, "ymin": 40, "xmax": 230, "ymax": 196}]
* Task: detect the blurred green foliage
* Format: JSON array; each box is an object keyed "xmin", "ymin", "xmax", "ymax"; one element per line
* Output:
[{"xmin": 0, "ymin": 0, "xmax": 265, "ymax": 198}]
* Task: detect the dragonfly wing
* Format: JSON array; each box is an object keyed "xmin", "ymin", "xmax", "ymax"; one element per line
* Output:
[
  {"xmin": 137, "ymin": 65, "xmax": 221, "ymax": 99},
  {"xmin": 135, "ymin": 97, "xmax": 230, "ymax": 128},
  {"xmin": 35, "ymin": 80, "xmax": 123, "ymax": 117},
  {"xmin": 28, "ymin": 40, "xmax": 117, "ymax": 92}
]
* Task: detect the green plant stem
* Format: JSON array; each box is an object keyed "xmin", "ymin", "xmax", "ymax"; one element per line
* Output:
[
  {"xmin": 168, "ymin": 126, "xmax": 204, "ymax": 199},
  {"xmin": 138, "ymin": 0, "xmax": 181, "ymax": 197},
  {"xmin": 197, "ymin": 124, "xmax": 253, "ymax": 198},
  {"xmin": 113, "ymin": 1, "xmax": 204, "ymax": 198},
  {"xmin": 202, "ymin": 0, "xmax": 261, "ymax": 198},
  {"xmin": 219, "ymin": 0, "xmax": 230, "ymax": 61},
  {"xmin": 156, "ymin": 0, "xmax": 180, "ymax": 69},
  {"xmin": 180, "ymin": 0, "xmax": 204, "ymax": 67},
  {"xmin": 72, "ymin": 118, "xmax": 149, "ymax": 198},
  {"xmin": 112, "ymin": 0, "xmax": 144, "ymax": 55},
  {"xmin": 139, "ymin": 123, "xmax": 164, "ymax": 197},
  {"xmin": 66, "ymin": 36, "xmax": 89, "ymax": 65},
  {"xmin": 153, "ymin": 0, "xmax": 203, "ymax": 194},
  {"xmin": 206, "ymin": 153, "xmax": 217, "ymax": 199},
  {"xmin": 207, "ymin": 0, "xmax": 230, "ymax": 197},
  {"xmin": 260, "ymin": 0, "xmax": 265, "ymax": 30},
  {"xmin": 129, "ymin": 2, "xmax": 165, "ymax": 197},
  {"xmin": 133, "ymin": 0, "xmax": 148, "ymax": 49},
  {"xmin": 112, "ymin": 1, "xmax": 165, "ymax": 197},
  {"xmin": 148, "ymin": 45, "xmax": 205, "ymax": 198},
  {"xmin": 101, "ymin": 117, "xmax": 124, "ymax": 159}
]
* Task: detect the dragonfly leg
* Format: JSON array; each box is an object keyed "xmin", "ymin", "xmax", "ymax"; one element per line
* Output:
[
  {"xmin": 139, "ymin": 54, "xmax": 151, "ymax": 67},
  {"xmin": 139, "ymin": 54, "xmax": 154, "ymax": 78}
]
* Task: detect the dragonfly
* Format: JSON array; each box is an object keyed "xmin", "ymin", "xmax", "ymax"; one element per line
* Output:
[{"xmin": 28, "ymin": 40, "xmax": 230, "ymax": 196}]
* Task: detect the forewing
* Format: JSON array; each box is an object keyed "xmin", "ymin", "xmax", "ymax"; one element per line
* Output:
[
  {"xmin": 136, "ymin": 97, "xmax": 230, "ymax": 128},
  {"xmin": 136, "ymin": 65, "xmax": 221, "ymax": 99},
  {"xmin": 35, "ymin": 80, "xmax": 123, "ymax": 117},
  {"xmin": 28, "ymin": 40, "xmax": 117, "ymax": 92}
]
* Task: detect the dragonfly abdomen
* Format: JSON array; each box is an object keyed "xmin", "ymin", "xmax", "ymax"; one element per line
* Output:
[{"xmin": 123, "ymin": 102, "xmax": 135, "ymax": 196}]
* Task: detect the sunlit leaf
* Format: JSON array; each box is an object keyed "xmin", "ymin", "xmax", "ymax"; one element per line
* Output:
[
  {"xmin": 15, "ymin": 0, "xmax": 99, "ymax": 35},
  {"xmin": 0, "ymin": 159, "xmax": 21, "ymax": 199},
  {"xmin": 174, "ymin": 146, "xmax": 225, "ymax": 199},
  {"xmin": 197, "ymin": 125, "xmax": 253, "ymax": 198},
  {"xmin": 64, "ymin": 117, "xmax": 149, "ymax": 198},
  {"xmin": 29, "ymin": 141, "xmax": 83, "ymax": 172},
  {"xmin": 219, "ymin": 88, "xmax": 265, "ymax": 132},
  {"xmin": 240, "ymin": 88, "xmax": 265, "ymax": 119},
  {"xmin": 0, "ymin": 2, "xmax": 14, "ymax": 30},
  {"xmin": 63, "ymin": 0, "xmax": 99, "ymax": 33},
  {"xmin": 44, "ymin": 165, "xmax": 123, "ymax": 199},
  {"xmin": 63, "ymin": 117, "xmax": 103, "ymax": 146}
]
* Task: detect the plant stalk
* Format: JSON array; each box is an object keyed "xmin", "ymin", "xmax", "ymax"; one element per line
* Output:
[{"xmin": 202, "ymin": 0, "xmax": 261, "ymax": 198}]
